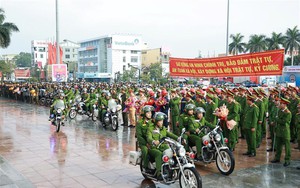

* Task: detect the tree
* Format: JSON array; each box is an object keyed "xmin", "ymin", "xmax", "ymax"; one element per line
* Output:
[
  {"xmin": 0, "ymin": 8, "xmax": 19, "ymax": 48},
  {"xmin": 284, "ymin": 54, "xmax": 300, "ymax": 66},
  {"xmin": 149, "ymin": 62, "xmax": 163, "ymax": 82},
  {"xmin": 284, "ymin": 26, "xmax": 300, "ymax": 66},
  {"xmin": 0, "ymin": 60, "xmax": 15, "ymax": 81},
  {"xmin": 14, "ymin": 52, "xmax": 31, "ymax": 67},
  {"xmin": 265, "ymin": 32, "xmax": 285, "ymax": 50},
  {"xmin": 229, "ymin": 33, "xmax": 246, "ymax": 55},
  {"xmin": 246, "ymin": 34, "xmax": 267, "ymax": 53},
  {"xmin": 121, "ymin": 69, "xmax": 137, "ymax": 82}
]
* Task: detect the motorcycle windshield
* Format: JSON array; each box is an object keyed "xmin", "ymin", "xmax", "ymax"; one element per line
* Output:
[
  {"xmin": 108, "ymin": 99, "xmax": 117, "ymax": 110},
  {"xmin": 54, "ymin": 100, "xmax": 65, "ymax": 110}
]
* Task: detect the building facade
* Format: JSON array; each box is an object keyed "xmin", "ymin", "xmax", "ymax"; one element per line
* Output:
[
  {"xmin": 77, "ymin": 34, "xmax": 145, "ymax": 82},
  {"xmin": 60, "ymin": 39, "xmax": 79, "ymax": 81},
  {"xmin": 141, "ymin": 47, "xmax": 171, "ymax": 76},
  {"xmin": 31, "ymin": 40, "xmax": 48, "ymax": 68}
]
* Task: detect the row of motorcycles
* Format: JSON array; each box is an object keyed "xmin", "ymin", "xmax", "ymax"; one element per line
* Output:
[{"xmin": 129, "ymin": 119, "xmax": 235, "ymax": 188}]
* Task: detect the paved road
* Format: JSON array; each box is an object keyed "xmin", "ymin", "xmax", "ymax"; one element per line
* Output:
[{"xmin": 0, "ymin": 97, "xmax": 300, "ymax": 188}]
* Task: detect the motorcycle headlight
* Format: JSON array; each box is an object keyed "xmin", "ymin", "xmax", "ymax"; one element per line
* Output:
[
  {"xmin": 178, "ymin": 146, "xmax": 186, "ymax": 157},
  {"xmin": 215, "ymin": 134, "xmax": 221, "ymax": 142},
  {"xmin": 57, "ymin": 109, "xmax": 62, "ymax": 114},
  {"xmin": 111, "ymin": 108, "xmax": 116, "ymax": 113}
]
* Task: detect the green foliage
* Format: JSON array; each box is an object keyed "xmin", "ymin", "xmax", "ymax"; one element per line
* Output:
[
  {"xmin": 149, "ymin": 62, "xmax": 163, "ymax": 82},
  {"xmin": 247, "ymin": 34, "xmax": 267, "ymax": 53},
  {"xmin": 265, "ymin": 32, "xmax": 285, "ymax": 50},
  {"xmin": 0, "ymin": 8, "xmax": 19, "ymax": 48},
  {"xmin": 15, "ymin": 52, "xmax": 31, "ymax": 67},
  {"xmin": 284, "ymin": 54, "xmax": 300, "ymax": 66},
  {"xmin": 0, "ymin": 60, "xmax": 15, "ymax": 80},
  {"xmin": 121, "ymin": 68, "xmax": 137, "ymax": 82},
  {"xmin": 229, "ymin": 33, "xmax": 246, "ymax": 55}
]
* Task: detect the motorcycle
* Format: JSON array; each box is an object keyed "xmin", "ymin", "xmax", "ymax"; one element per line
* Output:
[
  {"xmin": 45, "ymin": 92, "xmax": 54, "ymax": 107},
  {"xmin": 69, "ymin": 95, "xmax": 96, "ymax": 121},
  {"xmin": 188, "ymin": 119, "xmax": 235, "ymax": 175},
  {"xmin": 130, "ymin": 129, "xmax": 202, "ymax": 188},
  {"xmin": 102, "ymin": 103, "xmax": 121, "ymax": 131},
  {"xmin": 50, "ymin": 108, "xmax": 65, "ymax": 133}
]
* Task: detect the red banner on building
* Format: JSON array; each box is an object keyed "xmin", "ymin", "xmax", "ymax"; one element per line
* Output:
[{"xmin": 169, "ymin": 49, "xmax": 284, "ymax": 77}]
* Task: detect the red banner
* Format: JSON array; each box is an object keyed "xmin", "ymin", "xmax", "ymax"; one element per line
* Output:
[{"xmin": 169, "ymin": 49, "xmax": 284, "ymax": 77}]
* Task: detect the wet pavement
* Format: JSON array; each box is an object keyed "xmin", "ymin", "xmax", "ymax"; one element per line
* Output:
[{"xmin": 0, "ymin": 97, "xmax": 300, "ymax": 188}]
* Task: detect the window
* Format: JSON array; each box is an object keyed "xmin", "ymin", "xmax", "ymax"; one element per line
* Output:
[
  {"xmin": 131, "ymin": 50, "xmax": 138, "ymax": 54},
  {"xmin": 131, "ymin": 56, "xmax": 138, "ymax": 63},
  {"xmin": 123, "ymin": 50, "xmax": 126, "ymax": 54},
  {"xmin": 73, "ymin": 54, "xmax": 76, "ymax": 58},
  {"xmin": 40, "ymin": 54, "xmax": 43, "ymax": 58},
  {"xmin": 123, "ymin": 57, "xmax": 126, "ymax": 63},
  {"xmin": 65, "ymin": 54, "xmax": 70, "ymax": 59},
  {"xmin": 65, "ymin": 48, "xmax": 70, "ymax": 52}
]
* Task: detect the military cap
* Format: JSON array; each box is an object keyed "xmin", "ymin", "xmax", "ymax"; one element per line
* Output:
[
  {"xmin": 206, "ymin": 93, "xmax": 214, "ymax": 99},
  {"xmin": 247, "ymin": 95, "xmax": 255, "ymax": 101},
  {"xmin": 280, "ymin": 97, "xmax": 290, "ymax": 104},
  {"xmin": 227, "ymin": 90, "xmax": 235, "ymax": 98},
  {"xmin": 171, "ymin": 89, "xmax": 176, "ymax": 93}
]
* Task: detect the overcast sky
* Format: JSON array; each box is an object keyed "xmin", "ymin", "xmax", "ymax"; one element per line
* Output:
[{"xmin": 0, "ymin": 0, "xmax": 299, "ymax": 58}]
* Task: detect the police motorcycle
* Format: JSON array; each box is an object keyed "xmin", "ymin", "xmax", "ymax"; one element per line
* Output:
[
  {"xmin": 38, "ymin": 89, "xmax": 47, "ymax": 106},
  {"xmin": 188, "ymin": 119, "xmax": 235, "ymax": 175},
  {"xmin": 50, "ymin": 96, "xmax": 66, "ymax": 133},
  {"xmin": 130, "ymin": 127, "xmax": 202, "ymax": 188},
  {"xmin": 101, "ymin": 97, "xmax": 121, "ymax": 131},
  {"xmin": 69, "ymin": 95, "xmax": 97, "ymax": 121}
]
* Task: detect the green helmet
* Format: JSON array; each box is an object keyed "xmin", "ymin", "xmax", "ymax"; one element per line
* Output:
[
  {"xmin": 154, "ymin": 112, "xmax": 167, "ymax": 123},
  {"xmin": 141, "ymin": 105, "xmax": 154, "ymax": 117},
  {"xmin": 185, "ymin": 104, "xmax": 196, "ymax": 111},
  {"xmin": 195, "ymin": 107, "xmax": 205, "ymax": 114}
]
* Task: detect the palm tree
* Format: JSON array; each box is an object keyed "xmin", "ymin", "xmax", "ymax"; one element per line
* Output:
[
  {"xmin": 246, "ymin": 34, "xmax": 267, "ymax": 53},
  {"xmin": 284, "ymin": 26, "xmax": 300, "ymax": 66},
  {"xmin": 229, "ymin": 33, "xmax": 246, "ymax": 55},
  {"xmin": 0, "ymin": 8, "xmax": 19, "ymax": 48},
  {"xmin": 265, "ymin": 32, "xmax": 285, "ymax": 50}
]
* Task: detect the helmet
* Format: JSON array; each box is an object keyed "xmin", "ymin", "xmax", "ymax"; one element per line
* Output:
[
  {"xmin": 83, "ymin": 88, "xmax": 87, "ymax": 93},
  {"xmin": 195, "ymin": 107, "xmax": 206, "ymax": 114},
  {"xmin": 154, "ymin": 112, "xmax": 167, "ymax": 122},
  {"xmin": 141, "ymin": 105, "xmax": 154, "ymax": 117},
  {"xmin": 185, "ymin": 104, "xmax": 196, "ymax": 111},
  {"xmin": 60, "ymin": 93, "xmax": 65, "ymax": 97},
  {"xmin": 190, "ymin": 88, "xmax": 196, "ymax": 94}
]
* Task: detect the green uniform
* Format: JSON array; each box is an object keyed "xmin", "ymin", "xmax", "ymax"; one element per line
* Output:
[
  {"xmin": 187, "ymin": 117, "xmax": 215, "ymax": 157},
  {"xmin": 169, "ymin": 96, "xmax": 181, "ymax": 135},
  {"xmin": 274, "ymin": 108, "xmax": 292, "ymax": 163},
  {"xmin": 178, "ymin": 113, "xmax": 195, "ymax": 150},
  {"xmin": 237, "ymin": 95, "xmax": 247, "ymax": 138},
  {"xmin": 136, "ymin": 118, "xmax": 154, "ymax": 168},
  {"xmin": 295, "ymin": 112, "xmax": 300, "ymax": 148},
  {"xmin": 289, "ymin": 97, "xmax": 299, "ymax": 141},
  {"xmin": 226, "ymin": 101, "xmax": 239, "ymax": 150},
  {"xmin": 147, "ymin": 126, "xmax": 178, "ymax": 175},
  {"xmin": 255, "ymin": 99, "xmax": 264, "ymax": 148},
  {"xmin": 243, "ymin": 103, "xmax": 259, "ymax": 155},
  {"xmin": 268, "ymin": 100, "xmax": 278, "ymax": 150},
  {"xmin": 195, "ymin": 99, "xmax": 206, "ymax": 110},
  {"xmin": 205, "ymin": 101, "xmax": 217, "ymax": 125}
]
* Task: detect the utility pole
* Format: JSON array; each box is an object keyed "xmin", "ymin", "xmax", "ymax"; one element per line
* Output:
[{"xmin": 56, "ymin": 0, "xmax": 60, "ymax": 64}]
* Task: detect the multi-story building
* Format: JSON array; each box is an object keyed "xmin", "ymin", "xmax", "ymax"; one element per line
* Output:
[
  {"xmin": 77, "ymin": 34, "xmax": 145, "ymax": 82},
  {"xmin": 31, "ymin": 40, "xmax": 48, "ymax": 68},
  {"xmin": 141, "ymin": 47, "xmax": 171, "ymax": 76},
  {"xmin": 60, "ymin": 39, "xmax": 79, "ymax": 80}
]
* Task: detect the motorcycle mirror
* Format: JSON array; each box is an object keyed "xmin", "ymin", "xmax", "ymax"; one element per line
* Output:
[{"xmin": 181, "ymin": 128, "xmax": 186, "ymax": 134}]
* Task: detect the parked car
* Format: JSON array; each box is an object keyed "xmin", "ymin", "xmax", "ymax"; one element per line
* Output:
[{"xmin": 241, "ymin": 80, "xmax": 259, "ymax": 87}]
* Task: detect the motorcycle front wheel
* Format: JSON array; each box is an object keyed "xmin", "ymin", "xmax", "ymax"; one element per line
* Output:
[
  {"xmin": 179, "ymin": 167, "xmax": 202, "ymax": 188},
  {"xmin": 92, "ymin": 112, "xmax": 98, "ymax": 121},
  {"xmin": 56, "ymin": 119, "xmax": 61, "ymax": 132},
  {"xmin": 39, "ymin": 98, "xmax": 45, "ymax": 106},
  {"xmin": 216, "ymin": 149, "xmax": 235, "ymax": 175},
  {"xmin": 69, "ymin": 109, "xmax": 77, "ymax": 119},
  {"xmin": 111, "ymin": 117, "xmax": 118, "ymax": 131}
]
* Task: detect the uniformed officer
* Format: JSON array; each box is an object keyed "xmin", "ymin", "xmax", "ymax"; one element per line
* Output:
[
  {"xmin": 147, "ymin": 112, "xmax": 178, "ymax": 179},
  {"xmin": 205, "ymin": 93, "xmax": 217, "ymax": 125},
  {"xmin": 169, "ymin": 89, "xmax": 181, "ymax": 135},
  {"xmin": 226, "ymin": 91, "xmax": 239, "ymax": 151},
  {"xmin": 271, "ymin": 97, "xmax": 292, "ymax": 167},
  {"xmin": 243, "ymin": 95, "xmax": 259, "ymax": 157},
  {"xmin": 187, "ymin": 107, "xmax": 215, "ymax": 160},
  {"xmin": 136, "ymin": 105, "xmax": 155, "ymax": 170},
  {"xmin": 267, "ymin": 96, "xmax": 280, "ymax": 152}
]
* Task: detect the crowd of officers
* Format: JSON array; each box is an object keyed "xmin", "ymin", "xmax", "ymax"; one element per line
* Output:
[{"xmin": 1, "ymin": 81, "xmax": 300, "ymax": 170}]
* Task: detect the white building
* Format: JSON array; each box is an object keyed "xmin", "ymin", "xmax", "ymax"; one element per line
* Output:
[
  {"xmin": 60, "ymin": 39, "xmax": 79, "ymax": 63},
  {"xmin": 31, "ymin": 40, "xmax": 48, "ymax": 68},
  {"xmin": 78, "ymin": 34, "xmax": 146, "ymax": 82}
]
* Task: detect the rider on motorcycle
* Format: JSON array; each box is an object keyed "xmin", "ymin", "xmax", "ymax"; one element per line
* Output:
[
  {"xmin": 136, "ymin": 105, "xmax": 155, "ymax": 171},
  {"xmin": 177, "ymin": 104, "xmax": 196, "ymax": 150},
  {"xmin": 81, "ymin": 88, "xmax": 90, "ymax": 113},
  {"xmin": 49, "ymin": 90, "xmax": 65, "ymax": 120},
  {"xmin": 187, "ymin": 107, "xmax": 216, "ymax": 160},
  {"xmin": 147, "ymin": 112, "xmax": 178, "ymax": 180},
  {"xmin": 87, "ymin": 87, "xmax": 98, "ymax": 114},
  {"xmin": 50, "ymin": 93, "xmax": 67, "ymax": 122}
]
